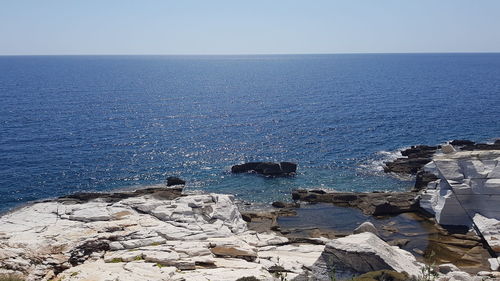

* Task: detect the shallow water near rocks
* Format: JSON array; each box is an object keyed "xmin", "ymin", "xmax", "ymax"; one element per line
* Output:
[{"xmin": 277, "ymin": 203, "xmax": 492, "ymax": 273}]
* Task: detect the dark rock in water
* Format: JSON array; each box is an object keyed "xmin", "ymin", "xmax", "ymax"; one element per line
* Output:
[
  {"xmin": 272, "ymin": 201, "xmax": 286, "ymax": 208},
  {"xmin": 383, "ymin": 157, "xmax": 432, "ymax": 174},
  {"xmin": 291, "ymin": 189, "xmax": 420, "ymax": 216},
  {"xmin": 280, "ymin": 162, "xmax": 297, "ymax": 173},
  {"xmin": 272, "ymin": 201, "xmax": 300, "ymax": 208},
  {"xmin": 461, "ymin": 142, "xmax": 500, "ymax": 151},
  {"xmin": 167, "ymin": 176, "xmax": 186, "ymax": 186},
  {"xmin": 383, "ymin": 145, "xmax": 438, "ymax": 175},
  {"xmin": 231, "ymin": 161, "xmax": 297, "ymax": 176},
  {"xmin": 450, "ymin": 139, "xmax": 475, "ymax": 146},
  {"xmin": 414, "ymin": 170, "xmax": 439, "ymax": 191},
  {"xmin": 231, "ymin": 162, "xmax": 260, "ymax": 173},
  {"xmin": 310, "ymin": 189, "xmax": 327, "ymax": 194},
  {"xmin": 401, "ymin": 145, "xmax": 438, "ymax": 158},
  {"xmin": 387, "ymin": 238, "xmax": 410, "ymax": 248}
]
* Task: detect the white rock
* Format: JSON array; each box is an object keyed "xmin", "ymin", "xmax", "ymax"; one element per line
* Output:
[
  {"xmin": 120, "ymin": 236, "xmax": 165, "ymax": 249},
  {"xmin": 353, "ymin": 221, "xmax": 379, "ymax": 236},
  {"xmin": 142, "ymin": 250, "xmax": 180, "ymax": 264},
  {"xmin": 473, "ymin": 213, "xmax": 500, "ymax": 254},
  {"xmin": 488, "ymin": 257, "xmax": 499, "ymax": 271},
  {"xmin": 68, "ymin": 204, "xmax": 112, "ymax": 222},
  {"xmin": 323, "ymin": 232, "xmax": 422, "ymax": 278}
]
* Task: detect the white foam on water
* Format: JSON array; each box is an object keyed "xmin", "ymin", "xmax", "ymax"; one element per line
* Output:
[{"xmin": 358, "ymin": 147, "xmax": 407, "ymax": 173}]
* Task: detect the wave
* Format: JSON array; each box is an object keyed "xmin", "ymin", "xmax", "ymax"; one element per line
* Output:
[{"xmin": 357, "ymin": 147, "xmax": 414, "ymax": 181}]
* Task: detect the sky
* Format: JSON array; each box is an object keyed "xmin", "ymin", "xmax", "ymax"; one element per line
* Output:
[{"xmin": 0, "ymin": 0, "xmax": 499, "ymax": 55}]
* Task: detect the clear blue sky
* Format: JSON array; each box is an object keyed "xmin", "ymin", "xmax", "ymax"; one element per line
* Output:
[{"xmin": 1, "ymin": 0, "xmax": 499, "ymax": 55}]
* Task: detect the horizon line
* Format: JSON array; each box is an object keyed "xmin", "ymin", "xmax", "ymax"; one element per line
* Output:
[{"xmin": 1, "ymin": 51, "xmax": 500, "ymax": 57}]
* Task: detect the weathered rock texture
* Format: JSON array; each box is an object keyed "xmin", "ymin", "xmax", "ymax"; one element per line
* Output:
[
  {"xmin": 419, "ymin": 148, "xmax": 500, "ymax": 257},
  {"xmin": 0, "ymin": 188, "xmax": 328, "ymax": 281},
  {"xmin": 321, "ymin": 232, "xmax": 422, "ymax": 279},
  {"xmin": 1, "ymin": 187, "xmax": 496, "ymax": 280}
]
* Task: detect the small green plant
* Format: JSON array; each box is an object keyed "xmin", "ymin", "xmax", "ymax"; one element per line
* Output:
[
  {"xmin": 134, "ymin": 255, "xmax": 143, "ymax": 261},
  {"xmin": 156, "ymin": 263, "xmax": 165, "ymax": 268},
  {"xmin": 416, "ymin": 251, "xmax": 439, "ymax": 281},
  {"xmin": 150, "ymin": 242, "xmax": 162, "ymax": 246},
  {"xmin": 109, "ymin": 257, "xmax": 123, "ymax": 263},
  {"xmin": 70, "ymin": 272, "xmax": 79, "ymax": 277},
  {"xmin": 417, "ymin": 264, "xmax": 439, "ymax": 281}
]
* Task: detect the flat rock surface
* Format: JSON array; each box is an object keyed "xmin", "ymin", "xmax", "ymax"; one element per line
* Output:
[{"xmin": 0, "ymin": 188, "xmax": 325, "ymax": 281}]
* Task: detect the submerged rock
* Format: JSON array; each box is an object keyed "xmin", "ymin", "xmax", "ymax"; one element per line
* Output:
[
  {"xmin": 271, "ymin": 201, "xmax": 299, "ymax": 208},
  {"xmin": 292, "ymin": 189, "xmax": 420, "ymax": 216},
  {"xmin": 231, "ymin": 161, "xmax": 297, "ymax": 176}
]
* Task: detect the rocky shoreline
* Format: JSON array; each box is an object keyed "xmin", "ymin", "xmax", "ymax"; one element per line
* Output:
[{"xmin": 1, "ymin": 140, "xmax": 500, "ymax": 280}]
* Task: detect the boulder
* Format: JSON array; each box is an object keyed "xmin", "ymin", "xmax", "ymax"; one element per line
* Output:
[
  {"xmin": 323, "ymin": 232, "xmax": 422, "ymax": 279},
  {"xmin": 353, "ymin": 221, "xmax": 379, "ymax": 236},
  {"xmin": 231, "ymin": 162, "xmax": 297, "ymax": 176},
  {"xmin": 166, "ymin": 176, "xmax": 185, "ymax": 186}
]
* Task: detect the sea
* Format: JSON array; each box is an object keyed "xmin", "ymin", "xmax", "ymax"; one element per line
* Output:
[{"xmin": 1, "ymin": 53, "xmax": 500, "ymax": 213}]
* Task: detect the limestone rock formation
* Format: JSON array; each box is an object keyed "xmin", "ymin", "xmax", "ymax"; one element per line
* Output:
[
  {"xmin": 0, "ymin": 188, "xmax": 326, "ymax": 281},
  {"xmin": 419, "ymin": 149, "xmax": 500, "ymax": 258}
]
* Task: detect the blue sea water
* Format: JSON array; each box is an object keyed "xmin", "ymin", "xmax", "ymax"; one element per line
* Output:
[{"xmin": 1, "ymin": 54, "xmax": 500, "ymax": 213}]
